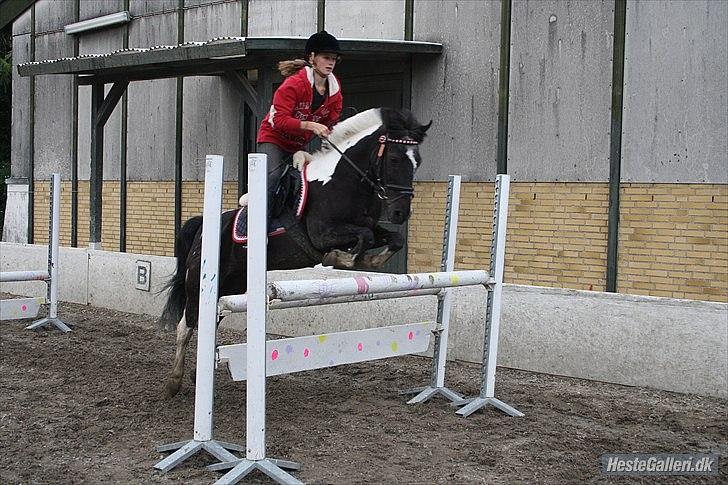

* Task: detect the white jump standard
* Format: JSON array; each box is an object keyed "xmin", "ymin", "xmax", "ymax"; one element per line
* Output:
[
  {"xmin": 0, "ymin": 173, "xmax": 70, "ymax": 332},
  {"xmin": 153, "ymin": 156, "xmax": 245, "ymax": 473}
]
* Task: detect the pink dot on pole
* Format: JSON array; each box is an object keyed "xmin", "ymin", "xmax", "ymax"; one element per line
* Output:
[
  {"xmin": 271, "ymin": 349, "xmax": 279, "ymax": 361},
  {"xmin": 408, "ymin": 331, "xmax": 414, "ymax": 340},
  {"xmin": 21, "ymin": 305, "xmax": 27, "ymax": 311},
  {"xmin": 303, "ymin": 348, "xmax": 310, "ymax": 357},
  {"xmin": 357, "ymin": 343, "xmax": 363, "ymax": 351}
]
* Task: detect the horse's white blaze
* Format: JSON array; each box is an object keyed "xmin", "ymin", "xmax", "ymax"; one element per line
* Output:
[
  {"xmin": 406, "ymin": 147, "xmax": 418, "ymax": 170},
  {"xmin": 306, "ymin": 108, "xmax": 384, "ymax": 185}
]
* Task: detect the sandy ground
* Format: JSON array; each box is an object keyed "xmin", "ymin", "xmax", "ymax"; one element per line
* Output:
[{"xmin": 0, "ymin": 296, "xmax": 726, "ymax": 484}]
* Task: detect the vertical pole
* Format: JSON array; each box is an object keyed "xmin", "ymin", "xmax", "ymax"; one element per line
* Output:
[
  {"xmin": 89, "ymin": 82, "xmax": 104, "ymax": 250},
  {"xmin": 246, "ymin": 153, "xmax": 268, "ymax": 461},
  {"xmin": 192, "ymin": 155, "xmax": 224, "ymax": 442},
  {"xmin": 120, "ymin": 0, "xmax": 130, "ymax": 252},
  {"xmin": 174, "ymin": 0, "xmax": 184, "ymax": 254},
  {"xmin": 28, "ymin": 3, "xmax": 35, "ymax": 244},
  {"xmin": 48, "ymin": 173, "xmax": 61, "ymax": 319},
  {"xmin": 496, "ymin": 0, "xmax": 512, "ymax": 175},
  {"xmin": 71, "ymin": 0, "xmax": 79, "ymax": 247},
  {"xmin": 482, "ymin": 174, "xmax": 509, "ymax": 398},
  {"xmin": 606, "ymin": 0, "xmax": 627, "ymax": 293},
  {"xmin": 433, "ymin": 175, "xmax": 460, "ymax": 388},
  {"xmin": 317, "ymin": 0, "xmax": 325, "ymax": 31}
]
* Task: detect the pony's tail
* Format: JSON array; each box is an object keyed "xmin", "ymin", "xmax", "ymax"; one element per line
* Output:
[
  {"xmin": 157, "ymin": 216, "xmax": 203, "ymax": 330},
  {"xmin": 278, "ymin": 59, "xmax": 309, "ymax": 77}
]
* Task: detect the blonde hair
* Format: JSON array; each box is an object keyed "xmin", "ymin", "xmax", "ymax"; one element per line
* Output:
[{"xmin": 277, "ymin": 59, "xmax": 310, "ymax": 77}]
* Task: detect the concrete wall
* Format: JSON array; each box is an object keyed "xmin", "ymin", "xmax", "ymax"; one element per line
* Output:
[
  {"xmin": 126, "ymin": 2, "xmax": 178, "ymax": 181},
  {"xmin": 508, "ymin": 0, "xmax": 614, "ymax": 182},
  {"xmin": 247, "ymin": 0, "xmax": 317, "ymax": 36},
  {"xmin": 2, "ymin": 243, "xmax": 725, "ymax": 398},
  {"xmin": 183, "ymin": 1, "xmax": 242, "ymax": 182},
  {"xmin": 326, "ymin": 0, "xmax": 405, "ymax": 40},
  {"xmin": 11, "ymin": 10, "xmax": 31, "ymax": 180},
  {"xmin": 77, "ymin": 0, "xmax": 125, "ymax": 182},
  {"xmin": 33, "ymin": 0, "xmax": 75, "ymax": 181},
  {"xmin": 411, "ymin": 0, "xmax": 502, "ymax": 181},
  {"xmin": 621, "ymin": 0, "xmax": 728, "ymax": 183}
]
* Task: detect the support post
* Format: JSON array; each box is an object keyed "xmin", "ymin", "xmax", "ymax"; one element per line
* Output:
[
  {"xmin": 25, "ymin": 173, "xmax": 71, "ymax": 332},
  {"xmin": 452, "ymin": 175, "xmax": 523, "ymax": 418},
  {"xmin": 404, "ymin": 175, "xmax": 465, "ymax": 404},
  {"xmin": 211, "ymin": 154, "xmax": 301, "ymax": 485},
  {"xmin": 153, "ymin": 156, "xmax": 244, "ymax": 473}
]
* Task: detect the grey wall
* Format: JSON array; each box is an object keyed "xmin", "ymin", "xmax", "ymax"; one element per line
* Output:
[
  {"xmin": 11, "ymin": 10, "xmax": 31, "ymax": 179},
  {"xmin": 411, "ymin": 0, "xmax": 502, "ymax": 181},
  {"xmin": 10, "ymin": 0, "xmax": 728, "ymax": 186},
  {"xmin": 508, "ymin": 0, "xmax": 614, "ymax": 182},
  {"xmin": 126, "ymin": 4, "xmax": 178, "ymax": 181},
  {"xmin": 182, "ymin": 0, "xmax": 243, "ymax": 181},
  {"xmin": 326, "ymin": 0, "xmax": 405, "ymax": 40},
  {"xmin": 77, "ymin": 0, "xmax": 125, "ymax": 181},
  {"xmin": 33, "ymin": 1, "xmax": 75, "ymax": 180},
  {"xmin": 247, "ymin": 0, "xmax": 317, "ymax": 36},
  {"xmin": 621, "ymin": 0, "xmax": 728, "ymax": 183}
]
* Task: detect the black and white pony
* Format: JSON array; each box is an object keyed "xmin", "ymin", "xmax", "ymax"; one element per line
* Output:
[{"xmin": 160, "ymin": 107, "xmax": 431, "ymax": 397}]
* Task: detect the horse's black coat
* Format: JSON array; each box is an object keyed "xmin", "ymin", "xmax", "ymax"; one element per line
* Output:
[{"xmin": 159, "ymin": 108, "xmax": 431, "ymax": 397}]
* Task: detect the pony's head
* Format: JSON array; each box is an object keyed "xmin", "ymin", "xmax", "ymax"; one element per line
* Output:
[
  {"xmin": 307, "ymin": 107, "xmax": 432, "ymax": 224},
  {"xmin": 375, "ymin": 108, "xmax": 432, "ymax": 223}
]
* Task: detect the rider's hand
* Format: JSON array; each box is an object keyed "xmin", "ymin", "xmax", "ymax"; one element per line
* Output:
[{"xmin": 303, "ymin": 121, "xmax": 330, "ymax": 139}]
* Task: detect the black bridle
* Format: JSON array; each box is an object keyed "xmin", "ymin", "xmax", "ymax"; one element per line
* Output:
[{"xmin": 326, "ymin": 134, "xmax": 418, "ymax": 202}]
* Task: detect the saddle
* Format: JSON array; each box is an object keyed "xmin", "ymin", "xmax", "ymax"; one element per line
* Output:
[{"xmin": 232, "ymin": 164, "xmax": 309, "ymax": 245}]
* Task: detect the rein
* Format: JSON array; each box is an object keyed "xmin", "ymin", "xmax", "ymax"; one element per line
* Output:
[{"xmin": 325, "ymin": 135, "xmax": 418, "ymax": 201}]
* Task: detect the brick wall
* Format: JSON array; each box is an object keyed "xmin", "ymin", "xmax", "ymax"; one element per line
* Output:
[
  {"xmin": 34, "ymin": 181, "xmax": 240, "ymax": 257},
  {"xmin": 32, "ymin": 180, "xmax": 727, "ymax": 302},
  {"xmin": 618, "ymin": 184, "xmax": 728, "ymax": 301},
  {"xmin": 409, "ymin": 181, "xmax": 727, "ymax": 303}
]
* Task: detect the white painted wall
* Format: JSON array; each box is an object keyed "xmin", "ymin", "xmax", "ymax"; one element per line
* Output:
[{"xmin": 1, "ymin": 243, "xmax": 726, "ymax": 398}]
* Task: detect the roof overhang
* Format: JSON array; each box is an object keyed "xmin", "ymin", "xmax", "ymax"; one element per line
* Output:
[{"xmin": 17, "ymin": 36, "xmax": 443, "ymax": 85}]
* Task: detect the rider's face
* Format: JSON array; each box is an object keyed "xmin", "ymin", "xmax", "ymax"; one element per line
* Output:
[{"xmin": 311, "ymin": 52, "xmax": 339, "ymax": 75}]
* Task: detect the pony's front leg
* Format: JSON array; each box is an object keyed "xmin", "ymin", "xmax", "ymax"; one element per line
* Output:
[
  {"xmin": 314, "ymin": 224, "xmax": 375, "ymax": 269},
  {"xmin": 165, "ymin": 313, "xmax": 194, "ymax": 398},
  {"xmin": 354, "ymin": 225, "xmax": 405, "ymax": 270}
]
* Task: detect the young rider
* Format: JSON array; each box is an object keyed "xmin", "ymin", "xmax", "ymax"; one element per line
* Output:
[{"xmin": 255, "ymin": 30, "xmax": 344, "ymax": 219}]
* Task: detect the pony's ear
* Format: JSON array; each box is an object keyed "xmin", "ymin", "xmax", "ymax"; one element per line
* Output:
[{"xmin": 413, "ymin": 120, "xmax": 433, "ymax": 141}]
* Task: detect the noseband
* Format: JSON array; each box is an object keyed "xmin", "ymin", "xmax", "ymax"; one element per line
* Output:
[{"xmin": 326, "ymin": 135, "xmax": 418, "ymax": 202}]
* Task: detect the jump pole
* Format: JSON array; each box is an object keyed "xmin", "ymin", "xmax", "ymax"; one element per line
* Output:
[
  {"xmin": 153, "ymin": 155, "xmax": 244, "ymax": 473},
  {"xmin": 1, "ymin": 173, "xmax": 70, "ymax": 332}
]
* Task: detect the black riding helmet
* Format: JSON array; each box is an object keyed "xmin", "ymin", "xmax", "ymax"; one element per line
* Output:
[{"xmin": 305, "ymin": 30, "xmax": 340, "ymax": 56}]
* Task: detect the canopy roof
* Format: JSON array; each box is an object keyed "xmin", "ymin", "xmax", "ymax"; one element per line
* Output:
[{"xmin": 17, "ymin": 36, "xmax": 442, "ymax": 85}]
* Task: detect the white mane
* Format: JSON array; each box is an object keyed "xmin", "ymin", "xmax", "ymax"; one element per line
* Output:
[
  {"xmin": 317, "ymin": 108, "xmax": 383, "ymax": 157},
  {"xmin": 305, "ymin": 108, "xmax": 384, "ymax": 184}
]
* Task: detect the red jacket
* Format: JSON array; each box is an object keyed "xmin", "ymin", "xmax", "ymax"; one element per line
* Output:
[{"xmin": 257, "ymin": 66, "xmax": 343, "ymax": 153}]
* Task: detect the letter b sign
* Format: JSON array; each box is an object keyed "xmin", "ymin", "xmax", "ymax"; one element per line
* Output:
[{"xmin": 136, "ymin": 260, "xmax": 152, "ymax": 292}]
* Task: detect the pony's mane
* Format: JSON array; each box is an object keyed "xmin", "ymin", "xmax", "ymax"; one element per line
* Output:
[{"xmin": 314, "ymin": 108, "xmax": 383, "ymax": 157}]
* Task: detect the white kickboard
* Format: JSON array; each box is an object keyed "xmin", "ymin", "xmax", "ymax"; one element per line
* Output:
[
  {"xmin": 218, "ymin": 321, "xmax": 435, "ymax": 381},
  {"xmin": 0, "ymin": 297, "xmax": 45, "ymax": 321}
]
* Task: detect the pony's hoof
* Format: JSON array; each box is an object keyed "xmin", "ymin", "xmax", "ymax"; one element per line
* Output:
[
  {"xmin": 165, "ymin": 379, "xmax": 182, "ymax": 399},
  {"xmin": 322, "ymin": 249, "xmax": 356, "ymax": 269}
]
